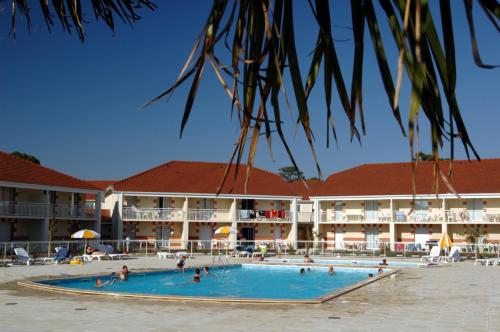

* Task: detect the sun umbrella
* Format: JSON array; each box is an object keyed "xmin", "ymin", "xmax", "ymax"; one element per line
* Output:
[
  {"xmin": 439, "ymin": 232, "xmax": 453, "ymax": 250},
  {"xmin": 214, "ymin": 226, "xmax": 238, "ymax": 235},
  {"xmin": 71, "ymin": 229, "xmax": 101, "ymax": 239}
]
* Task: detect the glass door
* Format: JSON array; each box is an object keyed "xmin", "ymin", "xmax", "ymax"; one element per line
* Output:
[
  {"xmin": 334, "ymin": 201, "xmax": 343, "ymax": 221},
  {"xmin": 156, "ymin": 225, "xmax": 171, "ymax": 247},
  {"xmin": 467, "ymin": 199, "xmax": 483, "ymax": 221},
  {"xmin": 414, "ymin": 200, "xmax": 429, "ymax": 222},
  {"xmin": 364, "ymin": 201, "xmax": 379, "ymax": 221},
  {"xmin": 365, "ymin": 229, "xmax": 379, "ymax": 250}
]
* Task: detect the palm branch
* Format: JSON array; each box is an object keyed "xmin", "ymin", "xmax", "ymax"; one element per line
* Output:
[{"xmin": 5, "ymin": 0, "xmax": 500, "ymax": 194}]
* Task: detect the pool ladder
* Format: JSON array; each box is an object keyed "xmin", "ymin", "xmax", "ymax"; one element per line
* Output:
[{"xmin": 212, "ymin": 253, "xmax": 229, "ymax": 266}]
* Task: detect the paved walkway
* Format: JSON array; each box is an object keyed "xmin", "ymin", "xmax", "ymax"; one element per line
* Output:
[{"xmin": 0, "ymin": 256, "xmax": 499, "ymax": 331}]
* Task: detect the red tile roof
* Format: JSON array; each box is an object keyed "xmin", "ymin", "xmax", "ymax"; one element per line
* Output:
[
  {"xmin": 0, "ymin": 151, "xmax": 99, "ymax": 191},
  {"xmin": 112, "ymin": 161, "xmax": 299, "ymax": 197},
  {"xmin": 86, "ymin": 180, "xmax": 116, "ymax": 190},
  {"xmin": 287, "ymin": 180, "xmax": 325, "ymax": 199},
  {"xmin": 312, "ymin": 159, "xmax": 500, "ymax": 196}
]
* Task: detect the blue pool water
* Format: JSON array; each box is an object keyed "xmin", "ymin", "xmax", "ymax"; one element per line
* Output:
[
  {"xmin": 265, "ymin": 258, "xmax": 423, "ymax": 267},
  {"xmin": 38, "ymin": 264, "xmax": 381, "ymax": 300}
]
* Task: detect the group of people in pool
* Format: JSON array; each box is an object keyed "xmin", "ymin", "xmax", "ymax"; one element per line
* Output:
[
  {"xmin": 95, "ymin": 265, "xmax": 129, "ymax": 287},
  {"xmin": 300, "ymin": 255, "xmax": 387, "ymax": 278}
]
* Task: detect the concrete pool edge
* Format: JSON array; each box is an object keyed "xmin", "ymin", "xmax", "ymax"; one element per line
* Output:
[{"xmin": 16, "ymin": 264, "xmax": 399, "ymax": 304}]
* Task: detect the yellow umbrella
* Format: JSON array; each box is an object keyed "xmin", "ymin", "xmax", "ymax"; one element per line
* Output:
[
  {"xmin": 71, "ymin": 229, "xmax": 100, "ymax": 239},
  {"xmin": 439, "ymin": 232, "xmax": 453, "ymax": 249},
  {"xmin": 214, "ymin": 226, "xmax": 238, "ymax": 235}
]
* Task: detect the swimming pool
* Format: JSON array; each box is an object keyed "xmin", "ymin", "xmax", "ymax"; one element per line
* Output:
[
  {"xmin": 23, "ymin": 264, "xmax": 392, "ymax": 303},
  {"xmin": 265, "ymin": 258, "xmax": 424, "ymax": 267}
]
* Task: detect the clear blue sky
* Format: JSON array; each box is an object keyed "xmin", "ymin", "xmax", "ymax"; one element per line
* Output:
[{"xmin": 1, "ymin": 1, "xmax": 499, "ymax": 180}]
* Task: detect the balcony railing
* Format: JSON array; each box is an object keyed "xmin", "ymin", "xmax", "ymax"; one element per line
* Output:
[
  {"xmin": 186, "ymin": 209, "xmax": 231, "ymax": 221},
  {"xmin": 123, "ymin": 207, "xmax": 183, "ymax": 221},
  {"xmin": 297, "ymin": 211, "xmax": 313, "ymax": 223},
  {"xmin": 320, "ymin": 211, "xmax": 391, "ymax": 223},
  {"xmin": 0, "ymin": 201, "xmax": 95, "ymax": 219},
  {"xmin": 237, "ymin": 209, "xmax": 292, "ymax": 222}
]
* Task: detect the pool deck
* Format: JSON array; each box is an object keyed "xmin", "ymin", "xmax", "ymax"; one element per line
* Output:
[{"xmin": 1, "ymin": 256, "xmax": 499, "ymax": 331}]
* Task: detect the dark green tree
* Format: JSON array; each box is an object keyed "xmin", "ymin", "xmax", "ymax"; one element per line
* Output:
[
  {"xmin": 11, "ymin": 151, "xmax": 40, "ymax": 165},
  {"xmin": 278, "ymin": 166, "xmax": 304, "ymax": 182}
]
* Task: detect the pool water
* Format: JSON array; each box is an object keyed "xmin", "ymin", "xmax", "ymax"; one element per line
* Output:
[
  {"xmin": 38, "ymin": 264, "xmax": 381, "ymax": 301},
  {"xmin": 265, "ymin": 258, "xmax": 423, "ymax": 267}
]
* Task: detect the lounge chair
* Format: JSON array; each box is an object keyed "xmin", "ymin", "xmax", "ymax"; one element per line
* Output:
[
  {"xmin": 41, "ymin": 247, "xmax": 71, "ymax": 264},
  {"xmin": 439, "ymin": 246, "xmax": 462, "ymax": 263},
  {"xmin": 82, "ymin": 253, "xmax": 109, "ymax": 262},
  {"xmin": 13, "ymin": 248, "xmax": 36, "ymax": 265},
  {"xmin": 157, "ymin": 252, "xmax": 175, "ymax": 259},
  {"xmin": 420, "ymin": 246, "xmax": 441, "ymax": 262}
]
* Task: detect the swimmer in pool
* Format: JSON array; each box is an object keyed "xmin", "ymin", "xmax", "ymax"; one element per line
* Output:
[
  {"xmin": 95, "ymin": 278, "xmax": 114, "ymax": 287},
  {"xmin": 328, "ymin": 266, "xmax": 335, "ymax": 275},
  {"xmin": 193, "ymin": 268, "xmax": 201, "ymax": 283},
  {"xmin": 299, "ymin": 268, "xmax": 305, "ymax": 275}
]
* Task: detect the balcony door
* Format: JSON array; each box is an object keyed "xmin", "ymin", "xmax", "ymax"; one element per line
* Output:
[
  {"xmin": 334, "ymin": 201, "xmax": 343, "ymax": 221},
  {"xmin": 364, "ymin": 201, "xmax": 378, "ymax": 221},
  {"xmin": 414, "ymin": 227, "xmax": 429, "ymax": 247},
  {"xmin": 335, "ymin": 228, "xmax": 344, "ymax": 249},
  {"xmin": 467, "ymin": 199, "xmax": 483, "ymax": 221},
  {"xmin": 273, "ymin": 226, "xmax": 282, "ymax": 241},
  {"xmin": 156, "ymin": 225, "xmax": 171, "ymax": 247},
  {"xmin": 414, "ymin": 200, "xmax": 429, "ymax": 221},
  {"xmin": 365, "ymin": 228, "xmax": 379, "ymax": 250},
  {"xmin": 199, "ymin": 225, "xmax": 213, "ymax": 243}
]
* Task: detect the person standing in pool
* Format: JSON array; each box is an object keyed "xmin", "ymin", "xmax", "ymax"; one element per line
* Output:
[
  {"xmin": 193, "ymin": 268, "xmax": 201, "ymax": 283},
  {"xmin": 120, "ymin": 265, "xmax": 129, "ymax": 281},
  {"xmin": 299, "ymin": 268, "xmax": 305, "ymax": 275},
  {"xmin": 177, "ymin": 256, "xmax": 187, "ymax": 272},
  {"xmin": 328, "ymin": 266, "xmax": 335, "ymax": 275},
  {"xmin": 379, "ymin": 258, "xmax": 388, "ymax": 266},
  {"xmin": 203, "ymin": 266, "xmax": 209, "ymax": 275},
  {"xmin": 378, "ymin": 268, "xmax": 384, "ymax": 275}
]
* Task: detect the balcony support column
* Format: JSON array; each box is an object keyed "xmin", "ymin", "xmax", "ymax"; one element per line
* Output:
[
  {"xmin": 112, "ymin": 193, "xmax": 123, "ymax": 240},
  {"xmin": 290, "ymin": 198, "xmax": 298, "ymax": 248},
  {"xmin": 94, "ymin": 192, "xmax": 102, "ymax": 234},
  {"xmin": 181, "ymin": 197, "xmax": 189, "ymax": 249},
  {"xmin": 390, "ymin": 199, "xmax": 394, "ymax": 222},
  {"xmin": 229, "ymin": 199, "xmax": 237, "ymax": 249},
  {"xmin": 40, "ymin": 190, "xmax": 51, "ymax": 241},
  {"xmin": 313, "ymin": 199, "xmax": 320, "ymax": 246},
  {"xmin": 389, "ymin": 222, "xmax": 396, "ymax": 251}
]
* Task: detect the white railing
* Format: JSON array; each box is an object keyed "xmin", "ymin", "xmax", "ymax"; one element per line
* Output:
[
  {"xmin": 0, "ymin": 201, "xmax": 95, "ymax": 219},
  {"xmin": 297, "ymin": 211, "xmax": 313, "ymax": 223},
  {"xmin": 122, "ymin": 207, "xmax": 183, "ymax": 221},
  {"xmin": 2, "ymin": 239, "xmax": 498, "ymax": 265},
  {"xmin": 320, "ymin": 211, "xmax": 390, "ymax": 223},
  {"xmin": 237, "ymin": 209, "xmax": 292, "ymax": 222},
  {"xmin": 186, "ymin": 209, "xmax": 231, "ymax": 221}
]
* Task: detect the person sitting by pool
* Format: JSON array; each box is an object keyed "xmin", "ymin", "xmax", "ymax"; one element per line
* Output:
[
  {"xmin": 379, "ymin": 258, "xmax": 388, "ymax": 266},
  {"xmin": 328, "ymin": 266, "xmax": 335, "ymax": 275},
  {"xmin": 304, "ymin": 255, "xmax": 314, "ymax": 263},
  {"xmin": 368, "ymin": 273, "xmax": 374, "ymax": 278},
  {"xmin": 378, "ymin": 268, "xmax": 383, "ymax": 275},
  {"xmin": 203, "ymin": 266, "xmax": 209, "ymax": 275},
  {"xmin": 95, "ymin": 278, "xmax": 114, "ymax": 287},
  {"xmin": 85, "ymin": 245, "xmax": 106, "ymax": 256},
  {"xmin": 193, "ymin": 268, "xmax": 201, "ymax": 283},
  {"xmin": 177, "ymin": 256, "xmax": 186, "ymax": 272},
  {"xmin": 299, "ymin": 268, "xmax": 306, "ymax": 275}
]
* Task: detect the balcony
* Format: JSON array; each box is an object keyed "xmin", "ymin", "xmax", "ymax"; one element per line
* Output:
[
  {"xmin": 123, "ymin": 207, "xmax": 183, "ymax": 221},
  {"xmin": 186, "ymin": 209, "xmax": 231, "ymax": 221},
  {"xmin": 0, "ymin": 201, "xmax": 95, "ymax": 219},
  {"xmin": 320, "ymin": 211, "xmax": 391, "ymax": 223},
  {"xmin": 297, "ymin": 212, "xmax": 313, "ymax": 223},
  {"xmin": 237, "ymin": 209, "xmax": 292, "ymax": 222}
]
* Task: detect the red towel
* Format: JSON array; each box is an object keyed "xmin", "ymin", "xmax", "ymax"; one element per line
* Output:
[
  {"xmin": 272, "ymin": 210, "xmax": 278, "ymax": 218},
  {"xmin": 265, "ymin": 210, "xmax": 271, "ymax": 219}
]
